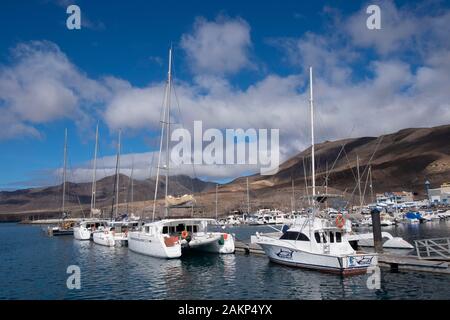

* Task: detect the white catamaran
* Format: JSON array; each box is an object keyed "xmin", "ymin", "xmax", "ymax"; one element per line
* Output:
[
  {"xmin": 254, "ymin": 67, "xmax": 378, "ymax": 275},
  {"xmin": 128, "ymin": 47, "xmax": 234, "ymax": 258}
]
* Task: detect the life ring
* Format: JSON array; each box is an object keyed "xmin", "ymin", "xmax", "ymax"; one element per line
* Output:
[
  {"xmin": 223, "ymin": 233, "xmax": 228, "ymax": 240},
  {"xmin": 335, "ymin": 214, "xmax": 345, "ymax": 229},
  {"xmin": 181, "ymin": 230, "xmax": 189, "ymax": 239}
]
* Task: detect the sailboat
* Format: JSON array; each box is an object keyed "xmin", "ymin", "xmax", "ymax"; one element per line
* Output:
[
  {"xmin": 254, "ymin": 67, "xmax": 378, "ymax": 275},
  {"xmin": 74, "ymin": 123, "xmax": 109, "ymax": 240},
  {"xmin": 48, "ymin": 128, "xmax": 75, "ymax": 236},
  {"xmin": 128, "ymin": 47, "xmax": 234, "ymax": 258},
  {"xmin": 93, "ymin": 130, "xmax": 133, "ymax": 247}
]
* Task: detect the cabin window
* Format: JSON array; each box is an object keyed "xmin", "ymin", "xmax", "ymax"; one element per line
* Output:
[
  {"xmin": 176, "ymin": 224, "xmax": 185, "ymax": 232},
  {"xmin": 145, "ymin": 226, "xmax": 150, "ymax": 233},
  {"xmin": 322, "ymin": 234, "xmax": 327, "ymax": 243},
  {"xmin": 280, "ymin": 231, "xmax": 309, "ymax": 241},
  {"xmin": 193, "ymin": 225, "xmax": 198, "ymax": 233},
  {"xmin": 162, "ymin": 226, "xmax": 168, "ymax": 234},
  {"xmin": 336, "ymin": 232, "xmax": 342, "ymax": 243},
  {"xmin": 329, "ymin": 232, "xmax": 335, "ymax": 243},
  {"xmin": 315, "ymin": 232, "xmax": 321, "ymax": 243},
  {"xmin": 186, "ymin": 225, "xmax": 192, "ymax": 232}
]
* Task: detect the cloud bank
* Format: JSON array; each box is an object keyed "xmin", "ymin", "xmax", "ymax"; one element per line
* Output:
[{"xmin": 1, "ymin": 3, "xmax": 450, "ymax": 183}]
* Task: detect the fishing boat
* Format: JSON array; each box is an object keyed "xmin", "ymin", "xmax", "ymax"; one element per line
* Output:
[
  {"xmin": 254, "ymin": 67, "xmax": 377, "ymax": 275},
  {"xmin": 48, "ymin": 128, "xmax": 74, "ymax": 236},
  {"xmin": 128, "ymin": 47, "xmax": 234, "ymax": 258}
]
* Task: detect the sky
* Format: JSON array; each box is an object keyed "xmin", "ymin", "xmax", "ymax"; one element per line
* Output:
[{"xmin": 0, "ymin": 0, "xmax": 449, "ymax": 190}]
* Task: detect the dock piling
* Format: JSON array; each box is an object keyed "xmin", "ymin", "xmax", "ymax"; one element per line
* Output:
[{"xmin": 371, "ymin": 208, "xmax": 383, "ymax": 253}]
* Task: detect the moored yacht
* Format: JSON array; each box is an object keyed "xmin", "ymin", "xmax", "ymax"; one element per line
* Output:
[
  {"xmin": 128, "ymin": 218, "xmax": 234, "ymax": 258},
  {"xmin": 93, "ymin": 220, "xmax": 139, "ymax": 247},
  {"xmin": 254, "ymin": 67, "xmax": 378, "ymax": 275},
  {"xmin": 255, "ymin": 216, "xmax": 378, "ymax": 275},
  {"xmin": 74, "ymin": 219, "xmax": 109, "ymax": 240},
  {"xmin": 127, "ymin": 47, "xmax": 235, "ymax": 259}
]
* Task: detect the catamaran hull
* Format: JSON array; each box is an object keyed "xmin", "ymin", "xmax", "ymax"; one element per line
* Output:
[
  {"xmin": 128, "ymin": 233, "xmax": 181, "ymax": 259},
  {"xmin": 73, "ymin": 227, "xmax": 91, "ymax": 240},
  {"xmin": 186, "ymin": 233, "xmax": 235, "ymax": 254},
  {"xmin": 258, "ymin": 243, "xmax": 377, "ymax": 276},
  {"xmin": 93, "ymin": 231, "xmax": 127, "ymax": 247}
]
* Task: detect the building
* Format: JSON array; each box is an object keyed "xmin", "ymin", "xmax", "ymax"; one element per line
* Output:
[
  {"xmin": 376, "ymin": 191, "xmax": 414, "ymax": 204},
  {"xmin": 427, "ymin": 182, "xmax": 450, "ymax": 205}
]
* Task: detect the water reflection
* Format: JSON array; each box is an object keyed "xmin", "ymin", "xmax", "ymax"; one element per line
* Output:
[{"xmin": 1, "ymin": 222, "xmax": 450, "ymax": 300}]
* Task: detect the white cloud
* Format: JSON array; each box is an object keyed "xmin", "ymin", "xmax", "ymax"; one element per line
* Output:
[
  {"xmin": 180, "ymin": 16, "xmax": 252, "ymax": 75},
  {"xmin": 3, "ymin": 3, "xmax": 450, "ymax": 183},
  {"xmin": 0, "ymin": 41, "xmax": 110, "ymax": 139}
]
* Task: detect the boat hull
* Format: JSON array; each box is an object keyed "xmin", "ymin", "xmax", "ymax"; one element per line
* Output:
[
  {"xmin": 128, "ymin": 232, "xmax": 181, "ymax": 258},
  {"xmin": 186, "ymin": 233, "xmax": 235, "ymax": 254},
  {"xmin": 93, "ymin": 231, "xmax": 127, "ymax": 247},
  {"xmin": 258, "ymin": 242, "xmax": 377, "ymax": 276},
  {"xmin": 73, "ymin": 227, "xmax": 91, "ymax": 240}
]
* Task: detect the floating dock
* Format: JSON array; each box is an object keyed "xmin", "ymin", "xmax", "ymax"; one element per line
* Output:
[{"xmin": 234, "ymin": 240, "xmax": 450, "ymax": 274}]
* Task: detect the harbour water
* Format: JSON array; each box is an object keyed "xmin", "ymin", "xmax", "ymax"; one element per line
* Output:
[{"xmin": 0, "ymin": 221, "xmax": 449, "ymax": 300}]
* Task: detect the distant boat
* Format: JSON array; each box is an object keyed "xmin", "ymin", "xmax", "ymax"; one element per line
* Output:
[
  {"xmin": 48, "ymin": 128, "xmax": 74, "ymax": 236},
  {"xmin": 74, "ymin": 123, "xmax": 109, "ymax": 241}
]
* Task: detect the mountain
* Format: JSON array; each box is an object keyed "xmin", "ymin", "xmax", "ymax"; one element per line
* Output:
[
  {"xmin": 195, "ymin": 124, "xmax": 450, "ymax": 215},
  {"xmin": 1, "ymin": 124, "xmax": 449, "ymax": 221},
  {"xmin": 0, "ymin": 174, "xmax": 214, "ymax": 221}
]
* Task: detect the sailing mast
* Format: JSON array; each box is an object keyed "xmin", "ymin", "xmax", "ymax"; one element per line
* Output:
[
  {"xmin": 90, "ymin": 122, "xmax": 99, "ymax": 217},
  {"xmin": 309, "ymin": 67, "xmax": 316, "ymax": 219},
  {"xmin": 164, "ymin": 46, "xmax": 173, "ymax": 219},
  {"xmin": 62, "ymin": 128, "xmax": 68, "ymax": 218},
  {"xmin": 152, "ymin": 46, "xmax": 172, "ymax": 222},
  {"xmin": 356, "ymin": 155, "xmax": 363, "ymax": 210},
  {"xmin": 369, "ymin": 165, "xmax": 374, "ymax": 204},
  {"xmin": 131, "ymin": 157, "xmax": 134, "ymax": 215},
  {"xmin": 215, "ymin": 184, "xmax": 218, "ymax": 220},
  {"xmin": 291, "ymin": 176, "xmax": 295, "ymax": 213},
  {"xmin": 246, "ymin": 177, "xmax": 250, "ymax": 215},
  {"xmin": 115, "ymin": 130, "xmax": 121, "ymax": 218}
]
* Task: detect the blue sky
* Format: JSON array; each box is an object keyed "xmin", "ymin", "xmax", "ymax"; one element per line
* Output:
[{"xmin": 1, "ymin": 0, "xmax": 450, "ymax": 189}]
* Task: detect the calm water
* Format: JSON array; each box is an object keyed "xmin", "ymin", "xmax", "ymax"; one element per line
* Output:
[{"xmin": 0, "ymin": 221, "xmax": 449, "ymax": 300}]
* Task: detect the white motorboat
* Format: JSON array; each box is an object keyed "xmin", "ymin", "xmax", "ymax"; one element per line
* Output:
[
  {"xmin": 254, "ymin": 68, "xmax": 377, "ymax": 275},
  {"xmin": 380, "ymin": 213, "xmax": 395, "ymax": 226},
  {"xmin": 348, "ymin": 232, "xmax": 414, "ymax": 249},
  {"xmin": 128, "ymin": 219, "xmax": 234, "ymax": 258},
  {"xmin": 255, "ymin": 216, "xmax": 377, "ymax": 275},
  {"xmin": 437, "ymin": 210, "xmax": 450, "ymax": 219},
  {"xmin": 73, "ymin": 219, "xmax": 109, "ymax": 240},
  {"xmin": 93, "ymin": 220, "xmax": 140, "ymax": 247}
]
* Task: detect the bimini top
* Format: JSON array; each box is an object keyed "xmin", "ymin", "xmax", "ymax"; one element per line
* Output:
[{"xmin": 143, "ymin": 218, "xmax": 218, "ymax": 226}]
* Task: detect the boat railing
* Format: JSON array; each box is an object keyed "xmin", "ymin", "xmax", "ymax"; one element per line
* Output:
[{"xmin": 414, "ymin": 237, "xmax": 450, "ymax": 260}]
